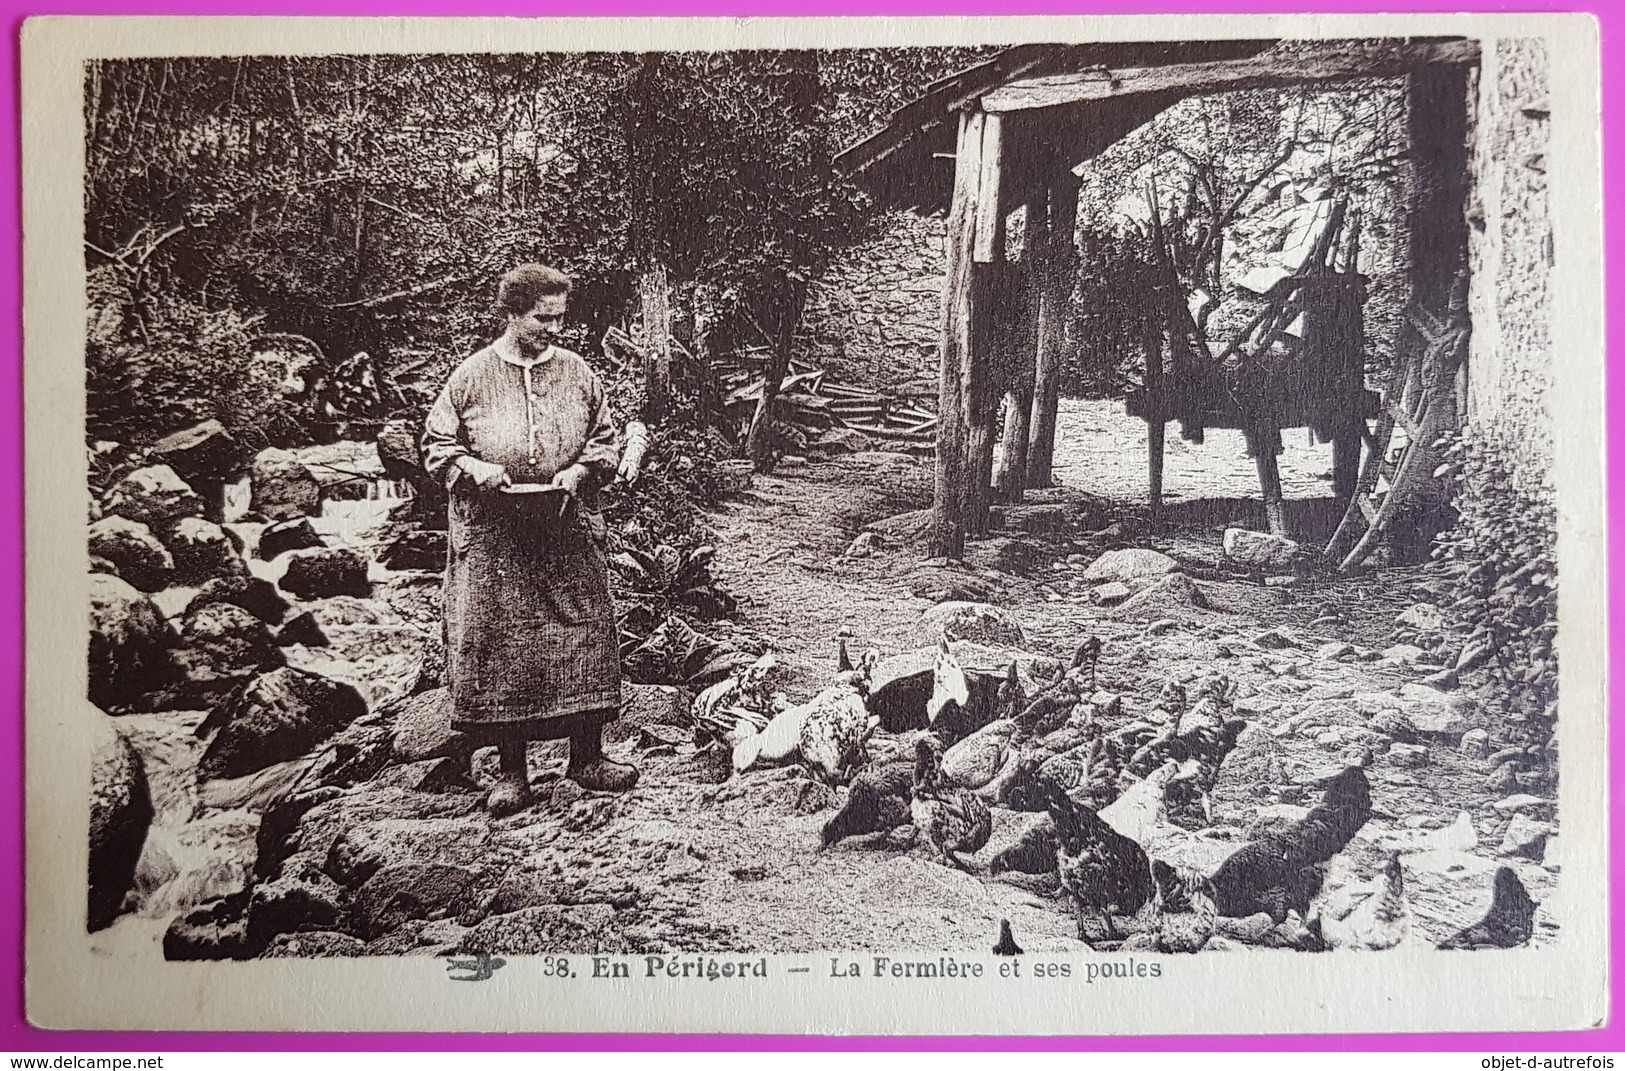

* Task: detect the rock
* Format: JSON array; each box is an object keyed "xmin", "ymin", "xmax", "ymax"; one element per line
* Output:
[
  {"xmin": 102, "ymin": 464, "xmax": 206, "ymax": 530},
  {"xmin": 379, "ymin": 529, "xmax": 446, "ymax": 571},
  {"xmin": 843, "ymin": 531, "xmax": 882, "ymax": 559},
  {"xmin": 810, "ymin": 427, "xmax": 873, "ymax": 456},
  {"xmin": 390, "ymin": 688, "xmax": 456, "ymax": 761},
  {"xmin": 1409, "ymin": 707, "xmax": 1468, "ymax": 739},
  {"xmin": 1397, "ymin": 603, "xmax": 1446, "ymax": 632},
  {"xmin": 1092, "ymin": 581, "xmax": 1131, "ymax": 605},
  {"xmin": 917, "ymin": 601, "xmax": 1026, "ymax": 647},
  {"xmin": 275, "ymin": 611, "xmax": 331, "ymax": 648},
  {"xmin": 1486, "ymin": 762, "xmax": 1521, "ymax": 794},
  {"xmin": 1315, "ymin": 641, "xmax": 1354, "ymax": 661},
  {"xmin": 965, "ymin": 536, "xmax": 1033, "ymax": 576},
  {"xmin": 257, "ymin": 518, "xmax": 326, "ymax": 561},
  {"xmin": 164, "ymin": 892, "xmax": 252, "ymax": 961},
  {"xmin": 1110, "ymin": 573, "xmax": 1208, "ymax": 620},
  {"xmin": 1353, "ymin": 691, "xmax": 1403, "ymax": 717},
  {"xmin": 88, "ymin": 711, "xmax": 154, "ymax": 930},
  {"xmin": 1381, "ymin": 644, "xmax": 1428, "ymax": 664},
  {"xmin": 199, "ymin": 667, "xmax": 369, "ymax": 780},
  {"xmin": 1264, "ymin": 575, "xmax": 1298, "ymax": 588},
  {"xmin": 349, "ymin": 863, "xmax": 481, "ymax": 940},
  {"xmin": 1428, "ymin": 811, "xmax": 1478, "ymax": 851},
  {"xmin": 327, "ymin": 815, "xmax": 490, "ymax": 885},
  {"xmin": 1459, "ymin": 728, "xmax": 1492, "ymax": 759},
  {"xmin": 995, "ymin": 504, "xmax": 1068, "ymax": 537},
  {"xmin": 1387, "ymin": 742, "xmax": 1429, "ymax": 768},
  {"xmin": 262, "ymin": 931, "xmax": 367, "ymax": 958},
  {"xmin": 164, "ymin": 516, "xmax": 246, "ymax": 584},
  {"xmin": 411, "ymin": 630, "xmax": 446, "ymax": 694},
  {"xmin": 864, "ymin": 508, "xmax": 934, "ymax": 545},
  {"xmin": 88, "ymin": 574, "xmax": 178, "ymax": 709},
  {"xmin": 1222, "ymin": 528, "xmax": 1301, "ymax": 570},
  {"xmin": 551, "ymin": 779, "xmax": 586, "ymax": 810},
  {"xmin": 456, "ymin": 904, "xmax": 631, "ymax": 956},
  {"xmin": 186, "ymin": 575, "xmax": 291, "ymax": 626},
  {"xmin": 604, "ymin": 683, "xmax": 690, "ymax": 747},
  {"xmin": 1253, "ymin": 627, "xmax": 1304, "ymax": 650},
  {"xmin": 250, "ymin": 448, "xmax": 323, "ymax": 521},
  {"xmin": 279, "ymin": 548, "xmax": 371, "ymax": 599},
  {"xmin": 485, "ymin": 862, "xmax": 566, "ymax": 918},
  {"xmin": 1212, "ymin": 724, "xmax": 1285, "ymax": 797},
  {"xmin": 174, "ymin": 602, "xmax": 285, "ymax": 683},
  {"xmin": 1498, "ymin": 814, "xmax": 1553, "ymax": 861},
  {"xmin": 246, "ymin": 857, "xmax": 345, "ymax": 950},
  {"xmin": 88, "ymin": 515, "xmax": 175, "ymax": 592},
  {"xmin": 150, "ymin": 419, "xmax": 246, "ymax": 490},
  {"xmin": 1368, "ymin": 709, "xmax": 1417, "ymax": 743},
  {"xmin": 1082, "ymin": 548, "xmax": 1179, "ymax": 583},
  {"xmin": 1418, "ymin": 668, "xmax": 1459, "ymax": 690},
  {"xmin": 1492, "ymin": 794, "xmax": 1551, "ymax": 815}
]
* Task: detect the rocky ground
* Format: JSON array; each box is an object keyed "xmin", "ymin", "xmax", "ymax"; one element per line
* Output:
[{"xmin": 88, "ymin": 401, "xmax": 1560, "ymax": 961}]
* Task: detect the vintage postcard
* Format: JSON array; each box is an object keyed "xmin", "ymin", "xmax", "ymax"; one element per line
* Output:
[{"xmin": 22, "ymin": 12, "xmax": 1607, "ymax": 1034}]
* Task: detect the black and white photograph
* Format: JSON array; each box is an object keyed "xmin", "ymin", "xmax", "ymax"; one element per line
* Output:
[{"xmin": 23, "ymin": 13, "xmax": 1607, "ymax": 1034}]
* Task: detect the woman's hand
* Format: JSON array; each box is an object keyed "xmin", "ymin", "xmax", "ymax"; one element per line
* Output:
[
  {"xmin": 550, "ymin": 463, "xmax": 589, "ymax": 497},
  {"xmin": 458, "ymin": 457, "xmax": 510, "ymax": 491}
]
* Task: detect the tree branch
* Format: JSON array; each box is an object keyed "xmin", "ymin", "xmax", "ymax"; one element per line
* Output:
[{"xmin": 320, "ymin": 271, "xmax": 472, "ymax": 310}]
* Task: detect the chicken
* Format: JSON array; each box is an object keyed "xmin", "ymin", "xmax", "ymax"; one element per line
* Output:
[
  {"xmin": 1209, "ymin": 760, "xmax": 1373, "ymax": 921},
  {"xmin": 1046, "ymin": 777, "xmax": 1155, "ymax": 942},
  {"xmin": 1175, "ymin": 674, "xmax": 1235, "ymax": 734},
  {"xmin": 1147, "ymin": 679, "xmax": 1189, "ymax": 725},
  {"xmin": 911, "ymin": 736, "xmax": 993, "ymax": 870},
  {"xmin": 733, "ymin": 648, "xmax": 876, "ymax": 776},
  {"xmin": 989, "ymin": 816, "xmax": 1059, "ymax": 877},
  {"xmin": 1098, "ymin": 759, "xmax": 1195, "ymax": 854},
  {"xmin": 1122, "ymin": 715, "xmax": 1248, "ymax": 827},
  {"xmin": 1015, "ymin": 638, "xmax": 1103, "ymax": 738},
  {"xmin": 1127, "ymin": 859, "xmax": 1218, "ymax": 954},
  {"xmin": 1309, "ymin": 852, "xmax": 1410, "ymax": 951},
  {"xmin": 992, "ymin": 919, "xmax": 1024, "ymax": 956},
  {"xmin": 1437, "ymin": 866, "xmax": 1537, "ymax": 950},
  {"xmin": 927, "ymin": 641, "xmax": 1025, "ymax": 746},
  {"xmin": 692, "ymin": 650, "xmax": 782, "ymax": 746},
  {"xmin": 820, "ymin": 757, "xmax": 915, "ymax": 849},
  {"xmin": 799, "ymin": 647, "xmax": 881, "ymax": 783},
  {"xmin": 941, "ymin": 719, "xmax": 1019, "ymax": 791}
]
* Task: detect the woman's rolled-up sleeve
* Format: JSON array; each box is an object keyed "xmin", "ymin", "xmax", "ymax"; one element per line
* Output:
[
  {"xmin": 575, "ymin": 375, "xmax": 622, "ymax": 487},
  {"xmin": 422, "ymin": 375, "xmax": 471, "ymax": 490}
]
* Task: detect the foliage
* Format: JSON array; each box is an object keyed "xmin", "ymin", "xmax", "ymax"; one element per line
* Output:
[
  {"xmin": 1428, "ymin": 431, "xmax": 1558, "ymax": 739},
  {"xmin": 612, "ymin": 542, "xmax": 736, "ymax": 632},
  {"xmin": 1061, "ymin": 226, "xmax": 1161, "ymax": 396},
  {"xmin": 619, "ymin": 613, "xmax": 753, "ymax": 690}
]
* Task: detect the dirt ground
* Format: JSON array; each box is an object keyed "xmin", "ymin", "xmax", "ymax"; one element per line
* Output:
[{"xmin": 113, "ymin": 400, "xmax": 1560, "ymax": 961}]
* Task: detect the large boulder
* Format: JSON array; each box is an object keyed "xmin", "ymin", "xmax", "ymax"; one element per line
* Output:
[
  {"xmin": 149, "ymin": 420, "xmax": 246, "ymax": 520},
  {"xmin": 185, "ymin": 575, "xmax": 291, "ymax": 626},
  {"xmin": 88, "ymin": 574, "xmax": 178, "ymax": 709},
  {"xmin": 1222, "ymin": 528, "xmax": 1303, "ymax": 571},
  {"xmin": 326, "ymin": 814, "xmax": 490, "ymax": 885},
  {"xmin": 1082, "ymin": 547, "xmax": 1180, "ymax": 584},
  {"xmin": 1110, "ymin": 573, "xmax": 1211, "ymax": 620},
  {"xmin": 174, "ymin": 602, "xmax": 285, "ymax": 682},
  {"xmin": 257, "ymin": 518, "xmax": 326, "ymax": 562},
  {"xmin": 87, "ymin": 515, "xmax": 175, "ymax": 593},
  {"xmin": 917, "ymin": 601, "xmax": 1027, "ymax": 647},
  {"xmin": 198, "ymin": 667, "xmax": 368, "ymax": 780},
  {"xmin": 250, "ymin": 448, "xmax": 322, "ymax": 522},
  {"xmin": 455, "ymin": 904, "xmax": 632, "ymax": 956},
  {"xmin": 164, "ymin": 516, "xmax": 247, "ymax": 585},
  {"xmin": 274, "ymin": 611, "xmax": 331, "ymax": 648},
  {"xmin": 389, "ymin": 688, "xmax": 456, "ymax": 761},
  {"xmin": 101, "ymin": 465, "xmax": 206, "ymax": 530},
  {"xmin": 88, "ymin": 710, "xmax": 154, "ymax": 931},
  {"xmin": 349, "ymin": 863, "xmax": 481, "ymax": 940},
  {"xmin": 279, "ymin": 548, "xmax": 371, "ymax": 599}
]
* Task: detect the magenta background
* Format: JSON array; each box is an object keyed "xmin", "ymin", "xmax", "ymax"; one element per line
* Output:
[{"xmin": 0, "ymin": 0, "xmax": 1615, "ymax": 1050}]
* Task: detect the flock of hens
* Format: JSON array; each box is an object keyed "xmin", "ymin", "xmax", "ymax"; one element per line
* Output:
[{"xmin": 691, "ymin": 634, "xmax": 1537, "ymax": 956}]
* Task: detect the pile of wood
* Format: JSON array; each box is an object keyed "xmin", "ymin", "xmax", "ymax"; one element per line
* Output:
[{"xmin": 717, "ymin": 354, "xmax": 939, "ymax": 445}]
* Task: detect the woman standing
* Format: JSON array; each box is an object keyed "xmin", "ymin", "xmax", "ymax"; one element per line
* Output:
[{"xmin": 423, "ymin": 264, "xmax": 637, "ymax": 817}]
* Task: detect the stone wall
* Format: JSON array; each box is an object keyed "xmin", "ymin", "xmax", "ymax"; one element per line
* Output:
[
  {"xmin": 799, "ymin": 211, "xmax": 946, "ymax": 399},
  {"xmin": 1464, "ymin": 38, "xmax": 1554, "ymax": 491}
]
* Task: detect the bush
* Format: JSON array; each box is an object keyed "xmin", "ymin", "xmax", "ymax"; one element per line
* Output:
[{"xmin": 1429, "ymin": 431, "xmax": 1558, "ymax": 740}]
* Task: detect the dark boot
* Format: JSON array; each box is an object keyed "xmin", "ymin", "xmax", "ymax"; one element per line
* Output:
[
  {"xmin": 568, "ymin": 722, "xmax": 638, "ymax": 793},
  {"xmin": 486, "ymin": 741, "xmax": 534, "ymax": 817}
]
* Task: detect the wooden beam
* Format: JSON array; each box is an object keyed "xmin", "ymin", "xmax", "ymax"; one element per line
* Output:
[
  {"xmin": 972, "ymin": 114, "xmax": 1005, "ymax": 264},
  {"xmin": 1026, "ymin": 172, "xmax": 1079, "ymax": 489},
  {"xmin": 930, "ymin": 110, "xmax": 985, "ymax": 560},
  {"xmin": 981, "ymin": 39, "xmax": 1479, "ymax": 113}
]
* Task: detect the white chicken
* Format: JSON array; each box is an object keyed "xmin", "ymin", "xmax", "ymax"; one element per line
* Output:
[
  {"xmin": 1099, "ymin": 759, "xmax": 1198, "ymax": 857},
  {"xmin": 731, "ymin": 647, "xmax": 878, "ymax": 778},
  {"xmin": 1309, "ymin": 852, "xmax": 1411, "ymax": 951}
]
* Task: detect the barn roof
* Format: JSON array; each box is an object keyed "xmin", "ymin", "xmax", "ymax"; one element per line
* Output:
[{"xmin": 835, "ymin": 37, "xmax": 1478, "ymax": 215}]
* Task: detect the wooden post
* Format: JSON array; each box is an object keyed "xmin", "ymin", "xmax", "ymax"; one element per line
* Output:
[
  {"xmin": 1144, "ymin": 309, "xmax": 1166, "ymax": 517},
  {"xmin": 1026, "ymin": 174, "xmax": 1079, "ymax": 489},
  {"xmin": 929, "ymin": 111, "xmax": 986, "ymax": 560},
  {"xmin": 1246, "ymin": 427, "xmax": 1288, "ymax": 537},
  {"xmin": 964, "ymin": 113, "xmax": 1006, "ymax": 538},
  {"xmin": 995, "ymin": 193, "xmax": 1047, "ymax": 503}
]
